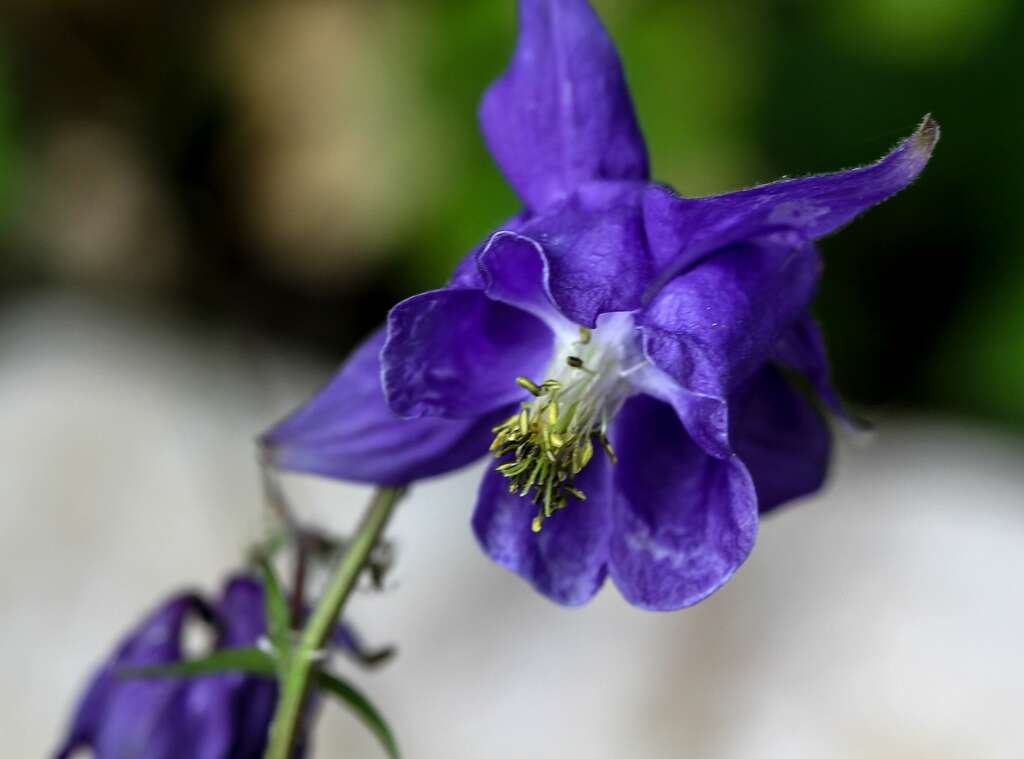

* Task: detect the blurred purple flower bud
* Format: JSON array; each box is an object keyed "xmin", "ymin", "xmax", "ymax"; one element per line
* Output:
[{"xmin": 55, "ymin": 574, "xmax": 374, "ymax": 758}]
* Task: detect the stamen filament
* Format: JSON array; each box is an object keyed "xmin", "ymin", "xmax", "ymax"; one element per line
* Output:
[{"xmin": 492, "ymin": 318, "xmax": 634, "ymax": 532}]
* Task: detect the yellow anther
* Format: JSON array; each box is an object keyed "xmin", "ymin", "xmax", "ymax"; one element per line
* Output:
[
  {"xmin": 491, "ymin": 350, "xmax": 623, "ymax": 532},
  {"xmin": 492, "ymin": 414, "xmax": 518, "ymax": 434},
  {"xmin": 599, "ymin": 433, "xmax": 618, "ymax": 465},
  {"xmin": 518, "ymin": 409, "xmax": 530, "ymax": 436},
  {"xmin": 580, "ymin": 438, "xmax": 594, "ymax": 469},
  {"xmin": 516, "ymin": 376, "xmax": 542, "ymax": 396},
  {"xmin": 564, "ymin": 486, "xmax": 587, "ymax": 501}
]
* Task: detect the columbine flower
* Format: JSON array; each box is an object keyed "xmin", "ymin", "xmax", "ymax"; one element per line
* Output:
[
  {"xmin": 55, "ymin": 574, "xmax": 374, "ymax": 758},
  {"xmin": 263, "ymin": 0, "xmax": 936, "ymax": 610}
]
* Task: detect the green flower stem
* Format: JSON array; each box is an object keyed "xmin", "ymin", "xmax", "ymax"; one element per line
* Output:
[{"xmin": 264, "ymin": 486, "xmax": 405, "ymax": 759}]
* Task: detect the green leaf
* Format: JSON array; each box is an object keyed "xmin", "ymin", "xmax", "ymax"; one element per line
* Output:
[
  {"xmin": 258, "ymin": 556, "xmax": 293, "ymax": 668},
  {"xmin": 315, "ymin": 670, "xmax": 400, "ymax": 759},
  {"xmin": 119, "ymin": 647, "xmax": 276, "ymax": 680}
]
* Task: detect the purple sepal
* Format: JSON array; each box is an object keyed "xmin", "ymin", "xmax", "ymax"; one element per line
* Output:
[
  {"xmin": 643, "ymin": 116, "xmax": 939, "ymax": 280},
  {"xmin": 479, "ymin": 0, "xmax": 648, "ymax": 211},
  {"xmin": 731, "ymin": 367, "xmax": 831, "ymax": 513},
  {"xmin": 774, "ymin": 312, "xmax": 851, "ymax": 422},
  {"xmin": 264, "ymin": 328, "xmax": 514, "ymax": 485}
]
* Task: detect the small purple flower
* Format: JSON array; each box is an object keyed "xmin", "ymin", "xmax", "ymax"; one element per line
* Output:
[
  {"xmin": 263, "ymin": 0, "xmax": 936, "ymax": 610},
  {"xmin": 55, "ymin": 575, "xmax": 369, "ymax": 758}
]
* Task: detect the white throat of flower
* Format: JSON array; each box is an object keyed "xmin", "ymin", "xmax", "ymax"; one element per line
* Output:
[{"xmin": 489, "ymin": 313, "xmax": 640, "ymax": 533}]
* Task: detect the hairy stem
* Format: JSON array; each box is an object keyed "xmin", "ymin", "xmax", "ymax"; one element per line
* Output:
[{"xmin": 264, "ymin": 486, "xmax": 405, "ymax": 759}]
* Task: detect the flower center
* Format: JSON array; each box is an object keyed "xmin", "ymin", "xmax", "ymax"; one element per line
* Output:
[{"xmin": 489, "ymin": 316, "xmax": 637, "ymax": 533}]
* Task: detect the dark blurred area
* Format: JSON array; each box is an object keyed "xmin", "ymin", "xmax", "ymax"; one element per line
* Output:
[{"xmin": 1, "ymin": 0, "xmax": 1021, "ymax": 426}]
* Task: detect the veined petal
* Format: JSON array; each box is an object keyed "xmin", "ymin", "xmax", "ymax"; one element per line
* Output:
[
  {"xmin": 608, "ymin": 394, "xmax": 758, "ymax": 610},
  {"xmin": 480, "ymin": 0, "xmax": 649, "ymax": 211},
  {"xmin": 472, "ymin": 453, "xmax": 613, "ymax": 606},
  {"xmin": 732, "ymin": 367, "xmax": 831, "ymax": 513},
  {"xmin": 636, "ymin": 234, "xmax": 820, "ymax": 456},
  {"xmin": 477, "ymin": 231, "xmax": 570, "ymax": 337},
  {"xmin": 644, "ymin": 116, "xmax": 939, "ymax": 278},
  {"xmin": 264, "ymin": 327, "xmax": 516, "ymax": 485},
  {"xmin": 449, "ymin": 210, "xmax": 533, "ymax": 290},
  {"xmin": 629, "ymin": 364, "xmax": 731, "ymax": 461},
  {"xmin": 383, "ymin": 289, "xmax": 553, "ymax": 419},
  {"xmin": 508, "ymin": 185, "xmax": 652, "ymax": 327}
]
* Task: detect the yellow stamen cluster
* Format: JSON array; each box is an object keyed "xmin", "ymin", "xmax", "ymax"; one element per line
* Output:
[{"xmin": 490, "ymin": 342, "xmax": 618, "ymax": 533}]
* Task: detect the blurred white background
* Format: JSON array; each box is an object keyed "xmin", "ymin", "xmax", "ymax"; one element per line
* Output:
[{"xmin": 3, "ymin": 294, "xmax": 1023, "ymax": 759}]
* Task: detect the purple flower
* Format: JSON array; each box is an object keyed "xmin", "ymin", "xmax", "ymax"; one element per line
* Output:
[
  {"xmin": 263, "ymin": 0, "xmax": 936, "ymax": 610},
  {"xmin": 55, "ymin": 575, "xmax": 370, "ymax": 758}
]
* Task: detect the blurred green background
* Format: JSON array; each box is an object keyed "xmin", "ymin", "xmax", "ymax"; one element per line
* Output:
[{"xmin": 0, "ymin": 0, "xmax": 1021, "ymax": 427}]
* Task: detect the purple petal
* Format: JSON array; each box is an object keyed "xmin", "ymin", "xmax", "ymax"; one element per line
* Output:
[
  {"xmin": 608, "ymin": 394, "xmax": 758, "ymax": 610},
  {"xmin": 449, "ymin": 210, "xmax": 533, "ymax": 290},
  {"xmin": 477, "ymin": 231, "xmax": 567, "ymax": 334},
  {"xmin": 472, "ymin": 453, "xmax": 613, "ymax": 606},
  {"xmin": 644, "ymin": 116, "xmax": 939, "ymax": 278},
  {"xmin": 479, "ymin": 0, "xmax": 648, "ymax": 211},
  {"xmin": 507, "ymin": 185, "xmax": 652, "ymax": 327},
  {"xmin": 382, "ymin": 289, "xmax": 553, "ymax": 418},
  {"xmin": 774, "ymin": 312, "xmax": 848, "ymax": 420},
  {"xmin": 264, "ymin": 327, "xmax": 515, "ymax": 485},
  {"xmin": 639, "ymin": 234, "xmax": 821, "ymax": 396},
  {"xmin": 629, "ymin": 366, "xmax": 732, "ymax": 461},
  {"xmin": 732, "ymin": 367, "xmax": 831, "ymax": 513},
  {"xmin": 637, "ymin": 233, "xmax": 820, "ymax": 456}
]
